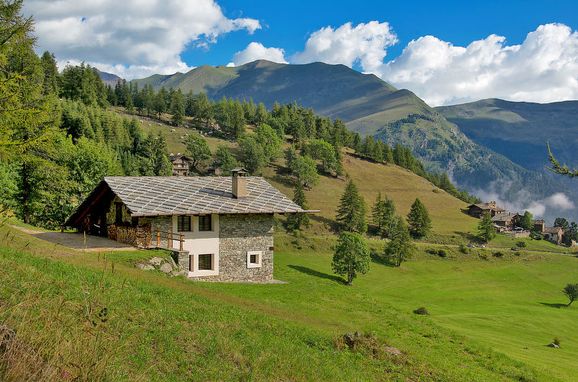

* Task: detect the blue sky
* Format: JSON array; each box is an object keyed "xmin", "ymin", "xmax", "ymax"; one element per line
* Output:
[
  {"xmin": 184, "ymin": 0, "xmax": 578, "ymax": 68},
  {"xmin": 25, "ymin": 0, "xmax": 578, "ymax": 105}
]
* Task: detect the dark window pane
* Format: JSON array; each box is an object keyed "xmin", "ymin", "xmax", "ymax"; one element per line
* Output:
[
  {"xmin": 115, "ymin": 203, "xmax": 123, "ymax": 225},
  {"xmin": 178, "ymin": 216, "xmax": 191, "ymax": 232},
  {"xmin": 198, "ymin": 254, "xmax": 213, "ymax": 270},
  {"xmin": 199, "ymin": 215, "xmax": 212, "ymax": 231},
  {"xmin": 250, "ymin": 254, "xmax": 258, "ymax": 264}
]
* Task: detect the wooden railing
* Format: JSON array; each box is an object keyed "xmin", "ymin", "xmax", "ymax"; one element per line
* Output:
[{"xmin": 152, "ymin": 230, "xmax": 186, "ymax": 252}]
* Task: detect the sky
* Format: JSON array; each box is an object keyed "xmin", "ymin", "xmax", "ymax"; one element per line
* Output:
[{"xmin": 23, "ymin": 0, "xmax": 578, "ymax": 106}]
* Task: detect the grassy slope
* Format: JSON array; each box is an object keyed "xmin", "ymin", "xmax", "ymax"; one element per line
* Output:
[{"xmin": 0, "ymin": 224, "xmax": 565, "ymax": 382}]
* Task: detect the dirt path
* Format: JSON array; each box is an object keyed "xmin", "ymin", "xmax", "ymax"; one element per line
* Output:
[{"xmin": 9, "ymin": 226, "xmax": 136, "ymax": 252}]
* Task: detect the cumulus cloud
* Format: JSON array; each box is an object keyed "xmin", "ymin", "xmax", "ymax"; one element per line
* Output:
[
  {"xmin": 230, "ymin": 42, "xmax": 287, "ymax": 66},
  {"xmin": 381, "ymin": 23, "xmax": 578, "ymax": 105},
  {"xmin": 292, "ymin": 21, "xmax": 397, "ymax": 73},
  {"xmin": 24, "ymin": 0, "xmax": 260, "ymax": 79}
]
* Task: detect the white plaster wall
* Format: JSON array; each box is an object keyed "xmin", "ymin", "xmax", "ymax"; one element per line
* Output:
[{"xmin": 172, "ymin": 214, "xmax": 220, "ymax": 277}]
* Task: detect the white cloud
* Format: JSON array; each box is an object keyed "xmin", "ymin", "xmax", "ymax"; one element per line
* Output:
[
  {"xmin": 230, "ymin": 42, "xmax": 287, "ymax": 66},
  {"xmin": 292, "ymin": 21, "xmax": 397, "ymax": 73},
  {"xmin": 24, "ymin": 0, "xmax": 260, "ymax": 79},
  {"xmin": 381, "ymin": 23, "xmax": 578, "ymax": 105}
]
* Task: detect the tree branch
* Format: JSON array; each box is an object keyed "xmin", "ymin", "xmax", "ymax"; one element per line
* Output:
[{"xmin": 548, "ymin": 143, "xmax": 578, "ymax": 178}]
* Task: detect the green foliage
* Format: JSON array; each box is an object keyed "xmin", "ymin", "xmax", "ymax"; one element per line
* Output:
[
  {"xmin": 212, "ymin": 146, "xmax": 237, "ymax": 176},
  {"xmin": 478, "ymin": 212, "xmax": 496, "ymax": 243},
  {"xmin": 563, "ymin": 283, "xmax": 578, "ymax": 306},
  {"xmin": 371, "ymin": 193, "xmax": 396, "ymax": 238},
  {"xmin": 60, "ymin": 63, "xmax": 108, "ymax": 107},
  {"xmin": 255, "ymin": 123, "xmax": 282, "ymax": 162},
  {"xmin": 286, "ymin": 183, "xmax": 310, "ymax": 232},
  {"xmin": 184, "ymin": 132, "xmax": 211, "ymax": 173},
  {"xmin": 519, "ymin": 211, "xmax": 533, "ymax": 231},
  {"xmin": 407, "ymin": 198, "xmax": 431, "ymax": 239},
  {"xmin": 304, "ymin": 139, "xmax": 340, "ymax": 175},
  {"xmin": 169, "ymin": 89, "xmax": 185, "ymax": 126},
  {"xmin": 331, "ymin": 232, "xmax": 370, "ymax": 285},
  {"xmin": 336, "ymin": 180, "xmax": 367, "ymax": 234},
  {"xmin": 289, "ymin": 154, "xmax": 319, "ymax": 189},
  {"xmin": 239, "ymin": 135, "xmax": 266, "ymax": 174},
  {"xmin": 383, "ymin": 216, "xmax": 414, "ymax": 267}
]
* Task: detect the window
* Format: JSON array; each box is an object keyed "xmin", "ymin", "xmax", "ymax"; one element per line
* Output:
[
  {"xmin": 198, "ymin": 215, "xmax": 212, "ymax": 231},
  {"xmin": 247, "ymin": 251, "xmax": 262, "ymax": 269},
  {"xmin": 177, "ymin": 216, "xmax": 191, "ymax": 232},
  {"xmin": 115, "ymin": 202, "xmax": 123, "ymax": 225},
  {"xmin": 198, "ymin": 254, "xmax": 213, "ymax": 270}
]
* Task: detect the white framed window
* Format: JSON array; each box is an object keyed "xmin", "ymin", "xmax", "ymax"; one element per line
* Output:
[{"xmin": 247, "ymin": 251, "xmax": 262, "ymax": 269}]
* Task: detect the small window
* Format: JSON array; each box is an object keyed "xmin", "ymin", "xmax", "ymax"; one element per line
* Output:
[
  {"xmin": 198, "ymin": 215, "xmax": 212, "ymax": 231},
  {"xmin": 198, "ymin": 254, "xmax": 213, "ymax": 270},
  {"xmin": 177, "ymin": 216, "xmax": 191, "ymax": 232},
  {"xmin": 247, "ymin": 251, "xmax": 262, "ymax": 269}
]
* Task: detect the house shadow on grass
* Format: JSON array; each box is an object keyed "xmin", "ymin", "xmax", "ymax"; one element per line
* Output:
[
  {"xmin": 287, "ymin": 265, "xmax": 345, "ymax": 284},
  {"xmin": 539, "ymin": 302, "xmax": 568, "ymax": 309}
]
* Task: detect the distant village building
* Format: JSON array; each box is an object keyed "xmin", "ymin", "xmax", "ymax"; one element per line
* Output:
[
  {"xmin": 169, "ymin": 153, "xmax": 193, "ymax": 176},
  {"xmin": 467, "ymin": 201, "xmax": 506, "ymax": 218},
  {"xmin": 65, "ymin": 169, "xmax": 314, "ymax": 282},
  {"xmin": 543, "ymin": 226, "xmax": 564, "ymax": 245},
  {"xmin": 491, "ymin": 212, "xmax": 520, "ymax": 232},
  {"xmin": 533, "ymin": 219, "xmax": 545, "ymax": 233}
]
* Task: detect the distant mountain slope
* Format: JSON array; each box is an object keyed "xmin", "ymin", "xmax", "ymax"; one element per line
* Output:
[
  {"xmin": 437, "ymin": 99, "xmax": 578, "ymax": 172},
  {"xmin": 96, "ymin": 69, "xmax": 122, "ymax": 86},
  {"xmin": 131, "ymin": 61, "xmax": 573, "ymax": 220}
]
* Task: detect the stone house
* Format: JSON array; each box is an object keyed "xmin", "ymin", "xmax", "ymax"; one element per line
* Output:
[
  {"xmin": 491, "ymin": 212, "xmax": 520, "ymax": 232},
  {"xmin": 65, "ymin": 169, "xmax": 313, "ymax": 282},
  {"xmin": 467, "ymin": 201, "xmax": 506, "ymax": 218},
  {"xmin": 533, "ymin": 219, "xmax": 545, "ymax": 233},
  {"xmin": 543, "ymin": 226, "xmax": 564, "ymax": 245},
  {"xmin": 169, "ymin": 153, "xmax": 193, "ymax": 176}
]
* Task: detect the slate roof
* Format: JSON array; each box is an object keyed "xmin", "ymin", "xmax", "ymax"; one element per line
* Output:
[
  {"xmin": 491, "ymin": 212, "xmax": 519, "ymax": 222},
  {"xmin": 543, "ymin": 226, "xmax": 563, "ymax": 234},
  {"xmin": 102, "ymin": 176, "xmax": 310, "ymax": 217}
]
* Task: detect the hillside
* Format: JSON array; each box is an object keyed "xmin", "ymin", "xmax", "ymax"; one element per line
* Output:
[
  {"xmin": 130, "ymin": 61, "xmax": 568, "ymax": 221},
  {"xmin": 437, "ymin": 98, "xmax": 578, "ymax": 172}
]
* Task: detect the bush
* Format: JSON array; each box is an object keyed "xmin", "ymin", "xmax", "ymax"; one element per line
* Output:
[
  {"xmin": 413, "ymin": 307, "xmax": 429, "ymax": 315},
  {"xmin": 530, "ymin": 232, "xmax": 543, "ymax": 240},
  {"xmin": 493, "ymin": 251, "xmax": 504, "ymax": 258},
  {"xmin": 458, "ymin": 244, "xmax": 469, "ymax": 254},
  {"xmin": 425, "ymin": 248, "xmax": 437, "ymax": 255},
  {"xmin": 516, "ymin": 241, "xmax": 527, "ymax": 248},
  {"xmin": 437, "ymin": 249, "xmax": 447, "ymax": 258},
  {"xmin": 553, "ymin": 337, "xmax": 561, "ymax": 347}
]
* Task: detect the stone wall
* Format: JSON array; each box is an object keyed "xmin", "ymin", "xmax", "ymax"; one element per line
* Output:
[{"xmin": 206, "ymin": 213, "xmax": 274, "ymax": 282}]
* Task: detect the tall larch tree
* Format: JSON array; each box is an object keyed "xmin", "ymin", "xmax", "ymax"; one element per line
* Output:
[
  {"xmin": 336, "ymin": 179, "xmax": 367, "ymax": 233},
  {"xmin": 407, "ymin": 198, "xmax": 432, "ymax": 238}
]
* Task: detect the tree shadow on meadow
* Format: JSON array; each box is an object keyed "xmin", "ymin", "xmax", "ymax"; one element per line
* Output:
[
  {"xmin": 287, "ymin": 265, "xmax": 345, "ymax": 284},
  {"xmin": 539, "ymin": 302, "xmax": 568, "ymax": 309}
]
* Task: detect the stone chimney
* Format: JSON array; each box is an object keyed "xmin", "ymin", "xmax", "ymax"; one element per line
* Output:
[{"xmin": 231, "ymin": 168, "xmax": 248, "ymax": 198}]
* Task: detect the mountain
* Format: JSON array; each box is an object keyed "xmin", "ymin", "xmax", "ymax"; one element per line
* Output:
[
  {"xmin": 96, "ymin": 69, "xmax": 123, "ymax": 86},
  {"xmin": 131, "ymin": 61, "xmax": 572, "ymax": 221}
]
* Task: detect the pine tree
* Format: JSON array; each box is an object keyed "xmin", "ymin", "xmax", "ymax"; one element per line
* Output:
[
  {"xmin": 372, "ymin": 193, "xmax": 396, "ymax": 238},
  {"xmin": 332, "ymin": 232, "xmax": 370, "ymax": 285},
  {"xmin": 336, "ymin": 180, "xmax": 367, "ymax": 233},
  {"xmin": 383, "ymin": 216, "xmax": 414, "ymax": 267},
  {"xmin": 407, "ymin": 198, "xmax": 432, "ymax": 238},
  {"xmin": 519, "ymin": 211, "xmax": 533, "ymax": 230},
  {"xmin": 478, "ymin": 212, "xmax": 496, "ymax": 243},
  {"xmin": 170, "ymin": 89, "xmax": 185, "ymax": 126},
  {"xmin": 286, "ymin": 182, "xmax": 310, "ymax": 231}
]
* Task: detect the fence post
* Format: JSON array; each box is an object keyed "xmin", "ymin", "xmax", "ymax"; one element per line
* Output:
[
  {"xmin": 179, "ymin": 234, "xmax": 184, "ymax": 251},
  {"xmin": 168, "ymin": 230, "xmax": 173, "ymax": 249},
  {"xmin": 156, "ymin": 231, "xmax": 161, "ymax": 247}
]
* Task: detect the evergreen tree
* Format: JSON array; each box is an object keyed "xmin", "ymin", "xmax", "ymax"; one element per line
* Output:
[
  {"xmin": 336, "ymin": 180, "xmax": 367, "ymax": 233},
  {"xmin": 286, "ymin": 182, "xmax": 310, "ymax": 231},
  {"xmin": 184, "ymin": 132, "xmax": 211, "ymax": 173},
  {"xmin": 239, "ymin": 135, "xmax": 266, "ymax": 174},
  {"xmin": 40, "ymin": 51, "xmax": 59, "ymax": 95},
  {"xmin": 407, "ymin": 198, "xmax": 432, "ymax": 238},
  {"xmin": 169, "ymin": 89, "xmax": 185, "ymax": 126},
  {"xmin": 383, "ymin": 216, "xmax": 414, "ymax": 267},
  {"xmin": 255, "ymin": 123, "xmax": 282, "ymax": 162},
  {"xmin": 372, "ymin": 193, "xmax": 396, "ymax": 238},
  {"xmin": 478, "ymin": 212, "xmax": 496, "ymax": 243},
  {"xmin": 332, "ymin": 232, "xmax": 370, "ymax": 285}
]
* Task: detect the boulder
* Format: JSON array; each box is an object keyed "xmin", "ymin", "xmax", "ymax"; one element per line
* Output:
[
  {"xmin": 149, "ymin": 257, "xmax": 164, "ymax": 266},
  {"xmin": 548, "ymin": 342, "xmax": 560, "ymax": 348},
  {"xmin": 159, "ymin": 262, "xmax": 173, "ymax": 273},
  {"xmin": 136, "ymin": 263, "xmax": 154, "ymax": 271}
]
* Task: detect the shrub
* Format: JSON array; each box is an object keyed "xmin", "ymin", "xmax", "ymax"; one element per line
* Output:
[
  {"xmin": 493, "ymin": 251, "xmax": 504, "ymax": 258},
  {"xmin": 413, "ymin": 307, "xmax": 429, "ymax": 315},
  {"xmin": 458, "ymin": 244, "xmax": 469, "ymax": 254},
  {"xmin": 553, "ymin": 337, "xmax": 561, "ymax": 347},
  {"xmin": 437, "ymin": 249, "xmax": 447, "ymax": 258},
  {"xmin": 516, "ymin": 241, "xmax": 527, "ymax": 248},
  {"xmin": 425, "ymin": 248, "xmax": 437, "ymax": 255}
]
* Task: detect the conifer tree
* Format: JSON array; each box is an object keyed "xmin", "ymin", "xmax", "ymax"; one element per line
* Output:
[
  {"xmin": 169, "ymin": 89, "xmax": 185, "ymax": 126},
  {"xmin": 372, "ymin": 193, "xmax": 396, "ymax": 238},
  {"xmin": 383, "ymin": 216, "xmax": 414, "ymax": 267},
  {"xmin": 336, "ymin": 179, "xmax": 367, "ymax": 233},
  {"xmin": 332, "ymin": 232, "xmax": 370, "ymax": 285},
  {"xmin": 407, "ymin": 198, "xmax": 432, "ymax": 238},
  {"xmin": 286, "ymin": 182, "xmax": 310, "ymax": 231},
  {"xmin": 478, "ymin": 212, "xmax": 496, "ymax": 242}
]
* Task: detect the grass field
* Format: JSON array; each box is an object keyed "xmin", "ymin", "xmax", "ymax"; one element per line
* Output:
[{"xmin": 2, "ymin": 224, "xmax": 578, "ymax": 381}]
